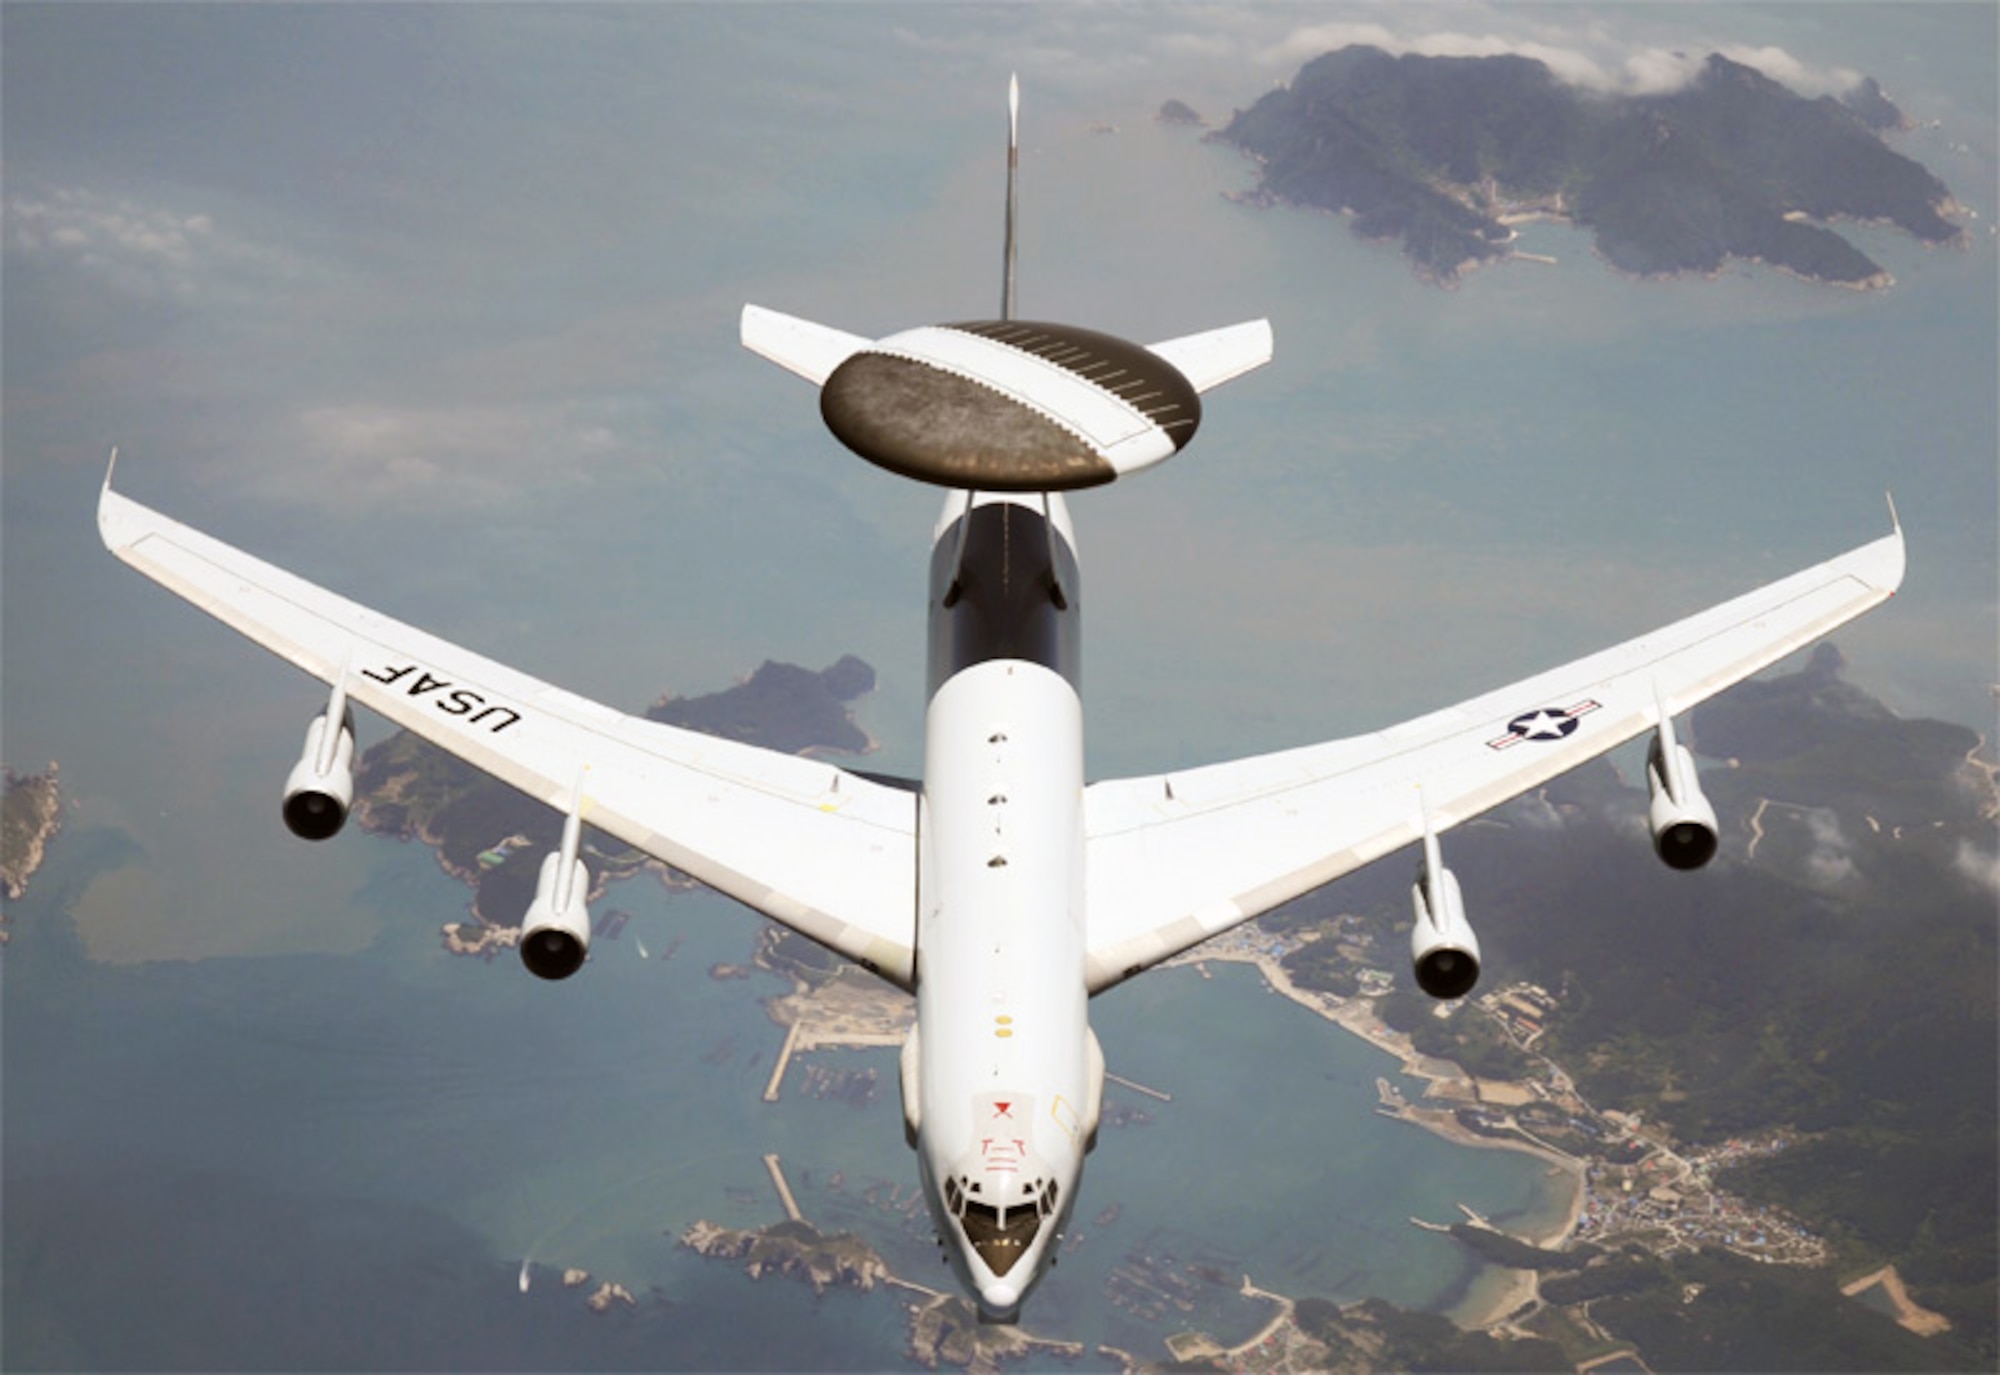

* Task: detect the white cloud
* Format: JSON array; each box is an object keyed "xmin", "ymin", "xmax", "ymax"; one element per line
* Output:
[
  {"xmin": 1257, "ymin": 19, "xmax": 1861, "ymax": 99},
  {"xmin": 1716, "ymin": 45, "xmax": 1862, "ymax": 98},
  {"xmin": 1262, "ymin": 22, "xmax": 1403, "ymax": 69},
  {"xmin": 7, "ymin": 188, "xmax": 200, "ymax": 292},
  {"xmin": 2, "ymin": 184, "xmax": 307, "ymax": 302},
  {"xmin": 1802, "ymin": 808, "xmax": 1858, "ymax": 887},
  {"xmin": 879, "ymin": 9, "xmax": 1867, "ymax": 122},
  {"xmin": 268, "ymin": 399, "xmax": 647, "ymax": 508},
  {"xmin": 1620, "ymin": 48, "xmax": 1707, "ymax": 96},
  {"xmin": 1408, "ymin": 30, "xmax": 1617, "ymax": 91},
  {"xmin": 1603, "ymin": 796, "xmax": 1654, "ymax": 845},
  {"xmin": 1953, "ymin": 840, "xmax": 2000, "ymax": 894},
  {"xmin": 1506, "ymin": 789, "xmax": 1568, "ymax": 833}
]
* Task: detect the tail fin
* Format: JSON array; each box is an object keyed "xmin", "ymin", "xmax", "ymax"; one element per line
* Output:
[{"xmin": 1002, "ymin": 74, "xmax": 1019, "ymax": 322}]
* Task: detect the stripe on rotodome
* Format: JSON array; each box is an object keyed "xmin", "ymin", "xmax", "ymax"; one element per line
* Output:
[{"xmin": 944, "ymin": 321, "xmax": 1202, "ymax": 443}]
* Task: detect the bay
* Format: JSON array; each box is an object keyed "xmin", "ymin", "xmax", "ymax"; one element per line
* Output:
[
  {"xmin": 4, "ymin": 830, "xmax": 1566, "ymax": 1368},
  {"xmin": 4, "ymin": 5, "xmax": 1991, "ymax": 1369}
]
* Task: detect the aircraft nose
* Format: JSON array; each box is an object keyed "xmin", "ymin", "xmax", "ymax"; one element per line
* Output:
[{"xmin": 978, "ymin": 1279, "xmax": 1021, "ymax": 1321}]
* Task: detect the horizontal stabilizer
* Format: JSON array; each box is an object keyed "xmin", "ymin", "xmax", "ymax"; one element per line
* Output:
[
  {"xmin": 1147, "ymin": 319, "xmax": 1273, "ymax": 394},
  {"xmin": 741, "ymin": 305, "xmax": 870, "ymax": 385}
]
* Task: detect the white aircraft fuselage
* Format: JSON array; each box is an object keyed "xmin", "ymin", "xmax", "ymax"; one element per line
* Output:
[{"xmin": 914, "ymin": 490, "xmax": 1093, "ymax": 1320}]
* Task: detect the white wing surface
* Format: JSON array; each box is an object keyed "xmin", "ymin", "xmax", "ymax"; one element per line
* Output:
[
  {"xmin": 1081, "ymin": 515, "xmax": 1905, "ymax": 992},
  {"xmin": 97, "ymin": 471, "xmax": 918, "ymax": 988}
]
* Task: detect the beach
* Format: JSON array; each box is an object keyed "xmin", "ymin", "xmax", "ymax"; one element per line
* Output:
[{"xmin": 1179, "ymin": 938, "xmax": 1588, "ymax": 1331}]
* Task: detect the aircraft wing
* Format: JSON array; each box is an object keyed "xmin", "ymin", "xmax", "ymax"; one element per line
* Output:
[
  {"xmin": 97, "ymin": 468, "xmax": 918, "ymax": 988},
  {"xmin": 1080, "ymin": 513, "xmax": 1906, "ymax": 993}
]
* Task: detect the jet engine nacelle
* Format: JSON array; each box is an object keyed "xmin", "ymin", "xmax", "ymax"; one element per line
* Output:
[
  {"xmin": 1647, "ymin": 735, "xmax": 1719, "ymax": 872},
  {"xmin": 520, "ymin": 851, "xmax": 591, "ymax": 980},
  {"xmin": 1411, "ymin": 860, "xmax": 1481, "ymax": 1000},
  {"xmin": 282, "ymin": 709, "xmax": 355, "ymax": 840}
]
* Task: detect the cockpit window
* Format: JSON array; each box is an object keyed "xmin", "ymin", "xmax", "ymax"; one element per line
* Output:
[
  {"xmin": 953, "ymin": 1175, "xmax": 1063, "ymax": 1276},
  {"xmin": 960, "ymin": 1199, "xmax": 1041, "ymax": 1277}
]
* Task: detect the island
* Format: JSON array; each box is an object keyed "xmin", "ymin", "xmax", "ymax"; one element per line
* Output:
[
  {"xmin": 1205, "ymin": 47, "xmax": 1964, "ymax": 285},
  {"xmin": 1224, "ymin": 647, "xmax": 1994, "ymax": 1372},
  {"xmin": 679, "ymin": 1216, "xmax": 891, "ymax": 1295},
  {"xmin": 714, "ymin": 649, "xmax": 1991, "ymax": 1372},
  {"xmin": 2, "ymin": 764, "xmax": 63, "ymax": 923},
  {"xmin": 355, "ymin": 647, "xmax": 1992, "ymax": 1370},
  {"xmin": 681, "ymin": 1202, "xmax": 1090, "ymax": 1369}
]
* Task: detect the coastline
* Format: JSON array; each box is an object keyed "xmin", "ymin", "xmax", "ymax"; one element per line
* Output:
[
  {"xmin": 745, "ymin": 928, "xmax": 1585, "ymax": 1341},
  {"xmin": 2, "ymin": 767, "xmax": 65, "ymax": 919},
  {"xmin": 1446, "ymin": 1261, "xmax": 1539, "ymax": 1333},
  {"xmin": 1, "ymin": 764, "xmax": 64, "ymax": 908},
  {"xmin": 1182, "ymin": 943, "xmax": 1586, "ymax": 1329},
  {"xmin": 1437, "ymin": 1155, "xmax": 1587, "ymax": 1330}
]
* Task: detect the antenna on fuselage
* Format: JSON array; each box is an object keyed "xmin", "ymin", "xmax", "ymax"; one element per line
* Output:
[
  {"xmin": 1002, "ymin": 72, "xmax": 1019, "ymax": 322},
  {"xmin": 1003, "ymin": 77, "xmax": 1067, "ymax": 608},
  {"xmin": 948, "ymin": 78, "xmax": 1064, "ymax": 613},
  {"xmin": 946, "ymin": 75, "xmax": 1020, "ymax": 611}
]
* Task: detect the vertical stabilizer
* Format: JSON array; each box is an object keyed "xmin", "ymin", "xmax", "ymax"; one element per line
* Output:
[{"xmin": 1002, "ymin": 74, "xmax": 1019, "ymax": 322}]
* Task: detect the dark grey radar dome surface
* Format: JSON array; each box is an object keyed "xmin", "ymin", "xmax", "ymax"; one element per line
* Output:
[{"xmin": 819, "ymin": 320, "xmax": 1202, "ymax": 491}]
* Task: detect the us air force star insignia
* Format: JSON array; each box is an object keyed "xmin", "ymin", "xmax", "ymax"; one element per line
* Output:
[
  {"xmin": 1516, "ymin": 709, "xmax": 1575, "ymax": 740},
  {"xmin": 1486, "ymin": 700, "xmax": 1602, "ymax": 751}
]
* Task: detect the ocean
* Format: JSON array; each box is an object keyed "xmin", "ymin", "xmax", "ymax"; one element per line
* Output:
[
  {"xmin": 3, "ymin": 4, "xmax": 1992, "ymax": 1368},
  {"xmin": 3, "ymin": 828, "xmax": 1568, "ymax": 1368}
]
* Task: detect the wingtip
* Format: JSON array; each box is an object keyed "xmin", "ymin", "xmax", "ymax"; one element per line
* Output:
[
  {"xmin": 1872, "ymin": 491, "xmax": 1908, "ymax": 596},
  {"xmin": 96, "ymin": 446, "xmax": 129, "ymax": 550}
]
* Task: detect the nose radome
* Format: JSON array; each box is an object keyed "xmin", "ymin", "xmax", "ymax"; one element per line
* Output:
[{"xmin": 979, "ymin": 1279, "xmax": 1021, "ymax": 1321}]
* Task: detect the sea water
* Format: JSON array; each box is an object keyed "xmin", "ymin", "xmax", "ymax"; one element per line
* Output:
[
  {"xmin": 4, "ymin": 828, "xmax": 1568, "ymax": 1368},
  {"xmin": 5, "ymin": 6, "xmax": 1991, "ymax": 1367},
  {"xmin": 4, "ymin": 837, "xmax": 911, "ymax": 1369}
]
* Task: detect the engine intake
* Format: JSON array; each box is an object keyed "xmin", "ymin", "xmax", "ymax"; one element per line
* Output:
[
  {"xmin": 520, "ymin": 851, "xmax": 591, "ymax": 979},
  {"xmin": 282, "ymin": 708, "xmax": 355, "ymax": 840},
  {"xmin": 1410, "ymin": 816, "xmax": 1480, "ymax": 1000},
  {"xmin": 1647, "ymin": 729, "xmax": 1719, "ymax": 871}
]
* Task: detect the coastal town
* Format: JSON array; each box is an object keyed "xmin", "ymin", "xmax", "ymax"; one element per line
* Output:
[
  {"xmin": 1147, "ymin": 922, "xmax": 1954, "ymax": 1364},
  {"xmin": 10, "ymin": 654, "xmax": 1985, "ymax": 1371},
  {"xmin": 664, "ymin": 905, "xmax": 1953, "ymax": 1372},
  {"xmin": 1169, "ymin": 920, "xmax": 1835, "ymax": 1269},
  {"xmin": 407, "ymin": 843, "xmax": 1957, "ymax": 1370},
  {"xmin": 180, "ymin": 643, "xmax": 1981, "ymax": 1370}
]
